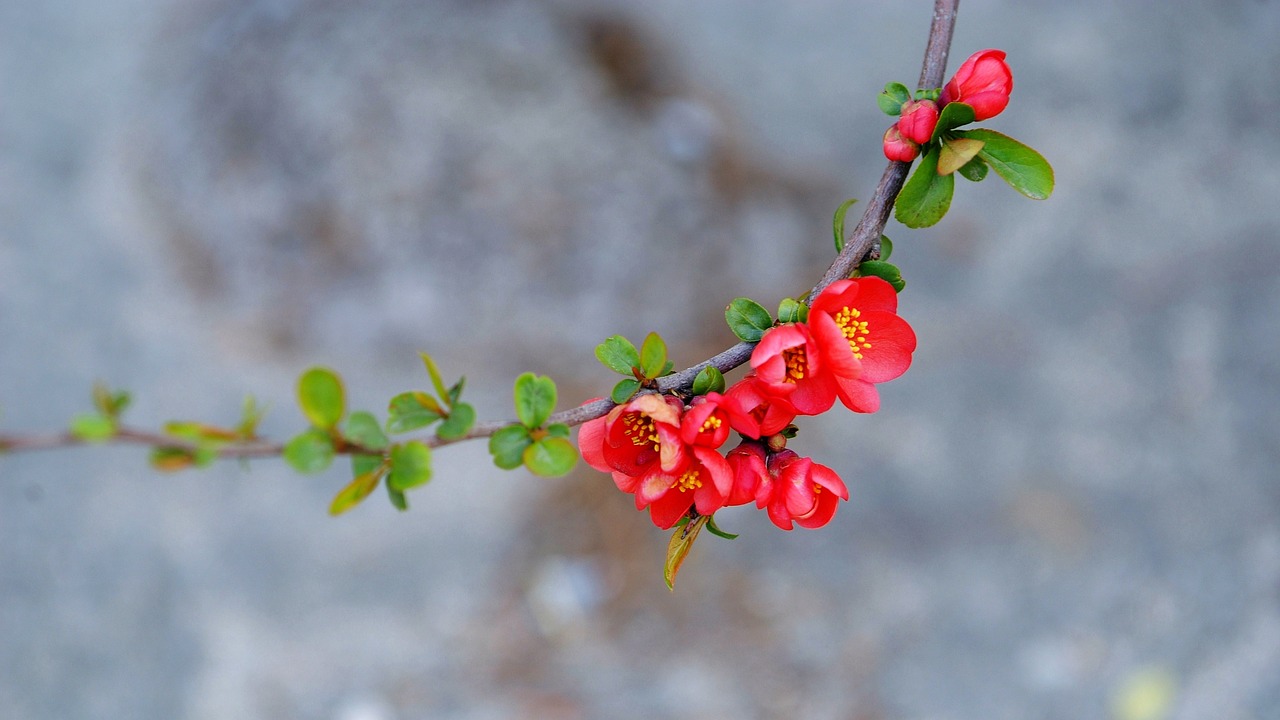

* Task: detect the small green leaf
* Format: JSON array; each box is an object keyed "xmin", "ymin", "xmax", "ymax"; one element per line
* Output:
[
  {"xmin": 776, "ymin": 297, "xmax": 808, "ymax": 325},
  {"xmin": 938, "ymin": 136, "xmax": 985, "ymax": 175},
  {"xmin": 639, "ymin": 332, "xmax": 668, "ymax": 380},
  {"xmin": 832, "ymin": 197, "xmax": 859, "ymax": 252},
  {"xmin": 345, "ymin": 411, "xmax": 389, "ymax": 451},
  {"xmin": 956, "ymin": 129, "xmax": 1055, "ymax": 200},
  {"xmin": 419, "ymin": 352, "xmax": 450, "ymax": 408},
  {"xmin": 894, "ymin": 145, "xmax": 954, "ymax": 229},
  {"xmin": 522, "ymin": 437, "xmax": 579, "ymax": 477},
  {"xmin": 92, "ymin": 383, "xmax": 131, "ymax": 418},
  {"xmin": 352, "ymin": 453, "xmax": 384, "ymax": 478},
  {"xmin": 664, "ymin": 514, "xmax": 709, "ymax": 590},
  {"xmin": 957, "ymin": 155, "xmax": 989, "ymax": 182},
  {"xmin": 879, "ymin": 82, "xmax": 910, "ymax": 114},
  {"xmin": 447, "ymin": 377, "xmax": 465, "ymax": 407},
  {"xmin": 877, "ymin": 235, "xmax": 894, "ymax": 261},
  {"xmin": 386, "ymin": 484, "xmax": 409, "ymax": 511},
  {"xmin": 150, "ymin": 446, "xmax": 200, "ymax": 472},
  {"xmin": 545, "ymin": 423, "xmax": 571, "ymax": 439},
  {"xmin": 386, "ymin": 392, "xmax": 444, "ymax": 434},
  {"xmin": 329, "ymin": 468, "xmax": 384, "ymax": 516},
  {"xmin": 489, "ymin": 424, "xmax": 534, "ymax": 470},
  {"xmin": 238, "ymin": 395, "xmax": 266, "ymax": 438},
  {"xmin": 611, "ymin": 378, "xmax": 641, "ymax": 404},
  {"xmin": 513, "ymin": 373, "xmax": 557, "ymax": 429},
  {"xmin": 297, "ymin": 367, "xmax": 345, "ymax": 430},
  {"xmin": 437, "ymin": 402, "xmax": 476, "ymax": 440},
  {"xmin": 705, "ymin": 515, "xmax": 739, "ymax": 540},
  {"xmin": 857, "ymin": 260, "xmax": 906, "ymax": 292},
  {"xmin": 387, "ymin": 441, "xmax": 432, "ymax": 491},
  {"xmin": 691, "ymin": 366, "xmax": 726, "ymax": 396},
  {"xmin": 660, "ymin": 360, "xmax": 675, "ymax": 377},
  {"xmin": 284, "ymin": 429, "xmax": 335, "ymax": 474},
  {"xmin": 930, "ymin": 101, "xmax": 975, "ymax": 141},
  {"xmin": 70, "ymin": 413, "xmax": 115, "ymax": 442},
  {"xmin": 595, "ymin": 335, "xmax": 640, "ymax": 375},
  {"xmin": 725, "ymin": 297, "xmax": 773, "ymax": 343}
]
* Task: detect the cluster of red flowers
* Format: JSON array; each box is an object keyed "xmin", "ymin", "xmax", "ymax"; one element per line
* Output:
[
  {"xmin": 883, "ymin": 49, "xmax": 1013, "ymax": 162},
  {"xmin": 580, "ymin": 277, "xmax": 916, "ymax": 531}
]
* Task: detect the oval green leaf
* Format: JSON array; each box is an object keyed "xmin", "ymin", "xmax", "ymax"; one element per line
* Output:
[
  {"xmin": 419, "ymin": 352, "xmax": 450, "ymax": 407},
  {"xmin": 437, "ymin": 402, "xmax": 476, "ymax": 441},
  {"xmin": 957, "ymin": 156, "xmax": 989, "ymax": 182},
  {"xmin": 725, "ymin": 297, "xmax": 773, "ymax": 343},
  {"xmin": 387, "ymin": 441, "xmax": 432, "ymax": 491},
  {"xmin": 930, "ymin": 101, "xmax": 975, "ymax": 142},
  {"xmin": 894, "ymin": 145, "xmax": 954, "ymax": 229},
  {"xmin": 345, "ymin": 411, "xmax": 389, "ymax": 451},
  {"xmin": 489, "ymin": 424, "xmax": 534, "ymax": 470},
  {"xmin": 329, "ymin": 468, "xmax": 384, "ymax": 516},
  {"xmin": 938, "ymin": 136, "xmax": 985, "ymax": 175},
  {"xmin": 664, "ymin": 514, "xmax": 709, "ymax": 590},
  {"xmin": 957, "ymin": 129, "xmax": 1054, "ymax": 199},
  {"xmin": 386, "ymin": 392, "xmax": 443, "ymax": 434},
  {"xmin": 513, "ymin": 373, "xmax": 557, "ymax": 429},
  {"xmin": 298, "ymin": 367, "xmax": 345, "ymax": 430},
  {"xmin": 595, "ymin": 335, "xmax": 640, "ymax": 375},
  {"xmin": 776, "ymin": 297, "xmax": 808, "ymax": 325},
  {"xmin": 70, "ymin": 413, "xmax": 116, "ymax": 442},
  {"xmin": 639, "ymin": 332, "xmax": 668, "ymax": 380},
  {"xmin": 857, "ymin": 260, "xmax": 906, "ymax": 292},
  {"xmin": 284, "ymin": 428, "xmax": 335, "ymax": 474},
  {"xmin": 611, "ymin": 378, "xmax": 641, "ymax": 404},
  {"xmin": 522, "ymin": 436, "xmax": 579, "ymax": 477},
  {"xmin": 877, "ymin": 235, "xmax": 894, "ymax": 261},
  {"xmin": 691, "ymin": 366, "xmax": 726, "ymax": 396}
]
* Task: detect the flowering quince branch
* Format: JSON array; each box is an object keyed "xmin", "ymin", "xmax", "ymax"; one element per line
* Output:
[{"xmin": 0, "ymin": 0, "xmax": 1054, "ymax": 588}]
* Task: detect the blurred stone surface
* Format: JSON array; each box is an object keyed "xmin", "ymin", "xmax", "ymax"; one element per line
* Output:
[{"xmin": 2, "ymin": 1, "xmax": 1278, "ymax": 718}]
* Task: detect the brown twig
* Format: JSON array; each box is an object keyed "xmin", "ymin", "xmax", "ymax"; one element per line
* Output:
[{"xmin": 0, "ymin": 0, "xmax": 960, "ymax": 462}]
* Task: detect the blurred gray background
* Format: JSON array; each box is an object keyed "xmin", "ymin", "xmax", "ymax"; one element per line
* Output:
[{"xmin": 2, "ymin": 1, "xmax": 1278, "ymax": 718}]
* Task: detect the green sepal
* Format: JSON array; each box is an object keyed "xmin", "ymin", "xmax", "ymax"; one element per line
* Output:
[
  {"xmin": 419, "ymin": 352, "xmax": 451, "ymax": 408},
  {"xmin": 344, "ymin": 411, "xmax": 389, "ymax": 451},
  {"xmin": 877, "ymin": 235, "xmax": 894, "ymax": 261},
  {"xmin": 386, "ymin": 392, "xmax": 444, "ymax": 434},
  {"xmin": 513, "ymin": 373, "xmax": 557, "ymax": 429},
  {"xmin": 522, "ymin": 436, "xmax": 579, "ymax": 477},
  {"xmin": 329, "ymin": 467, "xmax": 384, "ymax": 516},
  {"xmin": 297, "ymin": 367, "xmax": 345, "ymax": 430},
  {"xmin": 894, "ymin": 144, "xmax": 954, "ymax": 228},
  {"xmin": 725, "ymin": 297, "xmax": 773, "ymax": 343},
  {"xmin": 705, "ymin": 515, "xmax": 739, "ymax": 540},
  {"xmin": 70, "ymin": 413, "xmax": 116, "ymax": 442},
  {"xmin": 284, "ymin": 428, "xmax": 335, "ymax": 474},
  {"xmin": 832, "ymin": 197, "xmax": 858, "ymax": 252},
  {"xmin": 488, "ymin": 424, "xmax": 534, "ymax": 470},
  {"xmin": 387, "ymin": 441, "xmax": 432, "ymax": 491},
  {"xmin": 777, "ymin": 297, "xmax": 808, "ymax": 325},
  {"xmin": 691, "ymin": 366, "xmax": 726, "ymax": 396},
  {"xmin": 878, "ymin": 82, "xmax": 910, "ymax": 114},
  {"xmin": 954, "ymin": 129, "xmax": 1055, "ymax": 199},
  {"xmin": 857, "ymin": 260, "xmax": 906, "ymax": 292},
  {"xmin": 639, "ymin": 332, "xmax": 668, "ymax": 380},
  {"xmin": 956, "ymin": 155, "xmax": 989, "ymax": 182},
  {"xmin": 930, "ymin": 101, "xmax": 975, "ymax": 142},
  {"xmin": 436, "ymin": 402, "xmax": 476, "ymax": 440},
  {"xmin": 595, "ymin": 335, "xmax": 640, "ymax": 375},
  {"xmin": 611, "ymin": 378, "xmax": 641, "ymax": 404}
]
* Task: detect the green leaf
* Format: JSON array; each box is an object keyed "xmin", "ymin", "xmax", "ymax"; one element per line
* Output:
[
  {"xmin": 489, "ymin": 425, "xmax": 534, "ymax": 470},
  {"xmin": 725, "ymin": 297, "xmax": 773, "ymax": 342},
  {"xmin": 386, "ymin": 484, "xmax": 409, "ymax": 511},
  {"xmin": 938, "ymin": 136, "xmax": 985, "ymax": 175},
  {"xmin": 639, "ymin": 332, "xmax": 668, "ymax": 380},
  {"xmin": 957, "ymin": 155, "xmax": 989, "ymax": 182},
  {"xmin": 513, "ymin": 372, "xmax": 557, "ymax": 429},
  {"xmin": 857, "ymin": 260, "xmax": 906, "ymax": 292},
  {"xmin": 297, "ymin": 367, "xmax": 345, "ymax": 430},
  {"xmin": 329, "ymin": 468, "xmax": 384, "ymax": 516},
  {"xmin": 92, "ymin": 382, "xmax": 131, "ymax": 418},
  {"xmin": 284, "ymin": 429, "xmax": 335, "ymax": 474},
  {"xmin": 878, "ymin": 82, "xmax": 910, "ymax": 114},
  {"xmin": 447, "ymin": 377, "xmax": 466, "ymax": 407},
  {"xmin": 595, "ymin": 335, "xmax": 640, "ymax": 375},
  {"xmin": 832, "ymin": 197, "xmax": 859, "ymax": 252},
  {"xmin": 437, "ymin": 402, "xmax": 476, "ymax": 440},
  {"xmin": 664, "ymin": 514, "xmax": 709, "ymax": 590},
  {"xmin": 931, "ymin": 101, "xmax": 976, "ymax": 141},
  {"xmin": 956, "ymin": 129, "xmax": 1055, "ymax": 200},
  {"xmin": 545, "ymin": 423, "xmax": 571, "ymax": 439},
  {"xmin": 70, "ymin": 413, "xmax": 115, "ymax": 442},
  {"xmin": 877, "ymin": 235, "xmax": 894, "ymax": 261},
  {"xmin": 894, "ymin": 145, "xmax": 954, "ymax": 228},
  {"xmin": 149, "ymin": 446, "xmax": 199, "ymax": 472},
  {"xmin": 776, "ymin": 297, "xmax": 808, "ymax": 325},
  {"xmin": 387, "ymin": 441, "xmax": 432, "ymax": 491},
  {"xmin": 611, "ymin": 378, "xmax": 641, "ymax": 404},
  {"xmin": 386, "ymin": 392, "xmax": 444, "ymax": 434},
  {"xmin": 660, "ymin": 360, "xmax": 675, "ymax": 377},
  {"xmin": 522, "ymin": 437, "xmax": 579, "ymax": 477},
  {"xmin": 691, "ymin": 366, "xmax": 726, "ymax": 396},
  {"xmin": 238, "ymin": 395, "xmax": 266, "ymax": 438},
  {"xmin": 352, "ymin": 453, "xmax": 384, "ymax": 478},
  {"xmin": 344, "ymin": 411, "xmax": 389, "ymax": 451},
  {"xmin": 705, "ymin": 515, "xmax": 739, "ymax": 540},
  {"xmin": 419, "ymin": 352, "xmax": 450, "ymax": 408}
]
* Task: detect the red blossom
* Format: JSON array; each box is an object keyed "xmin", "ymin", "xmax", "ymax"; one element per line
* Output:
[
  {"xmin": 808, "ymin": 276, "xmax": 916, "ymax": 413},
  {"xmin": 722, "ymin": 375, "xmax": 797, "ymax": 438},
  {"xmin": 756, "ymin": 450, "xmax": 849, "ymax": 530},
  {"xmin": 579, "ymin": 393, "xmax": 686, "ymax": 481},
  {"xmin": 725, "ymin": 440, "xmax": 768, "ymax": 507},
  {"xmin": 750, "ymin": 323, "xmax": 857, "ymax": 416},
  {"xmin": 896, "ymin": 99, "xmax": 939, "ymax": 145},
  {"xmin": 939, "ymin": 49, "xmax": 1013, "ymax": 121},
  {"xmin": 882, "ymin": 125, "xmax": 921, "ymax": 162},
  {"xmin": 680, "ymin": 392, "xmax": 736, "ymax": 449},
  {"xmin": 636, "ymin": 445, "xmax": 733, "ymax": 529}
]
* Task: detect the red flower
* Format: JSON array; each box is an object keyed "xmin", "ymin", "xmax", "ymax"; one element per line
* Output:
[
  {"xmin": 756, "ymin": 450, "xmax": 849, "ymax": 530},
  {"xmin": 722, "ymin": 376, "xmax": 797, "ymax": 438},
  {"xmin": 939, "ymin": 49, "xmax": 1013, "ymax": 121},
  {"xmin": 725, "ymin": 440, "xmax": 768, "ymax": 506},
  {"xmin": 635, "ymin": 445, "xmax": 733, "ymax": 529},
  {"xmin": 882, "ymin": 125, "xmax": 921, "ymax": 162},
  {"xmin": 579, "ymin": 393, "xmax": 686, "ymax": 481},
  {"xmin": 750, "ymin": 323, "xmax": 858, "ymax": 416},
  {"xmin": 809, "ymin": 276, "xmax": 917, "ymax": 413},
  {"xmin": 680, "ymin": 392, "xmax": 736, "ymax": 449},
  {"xmin": 896, "ymin": 99, "xmax": 939, "ymax": 145}
]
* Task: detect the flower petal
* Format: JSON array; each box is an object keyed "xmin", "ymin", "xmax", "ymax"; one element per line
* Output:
[
  {"xmin": 835, "ymin": 376, "xmax": 881, "ymax": 414},
  {"xmin": 857, "ymin": 311, "xmax": 917, "ymax": 383}
]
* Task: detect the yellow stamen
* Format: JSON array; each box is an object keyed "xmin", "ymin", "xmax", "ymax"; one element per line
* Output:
[
  {"xmin": 676, "ymin": 468, "xmax": 702, "ymax": 492},
  {"xmin": 783, "ymin": 346, "xmax": 808, "ymax": 383},
  {"xmin": 834, "ymin": 306, "xmax": 873, "ymax": 359},
  {"xmin": 699, "ymin": 416, "xmax": 722, "ymax": 433},
  {"xmin": 622, "ymin": 412, "xmax": 661, "ymax": 451}
]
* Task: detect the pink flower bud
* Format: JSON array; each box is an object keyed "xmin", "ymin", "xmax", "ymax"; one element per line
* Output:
[
  {"xmin": 939, "ymin": 49, "xmax": 1013, "ymax": 121},
  {"xmin": 882, "ymin": 125, "xmax": 920, "ymax": 163},
  {"xmin": 896, "ymin": 99, "xmax": 939, "ymax": 145}
]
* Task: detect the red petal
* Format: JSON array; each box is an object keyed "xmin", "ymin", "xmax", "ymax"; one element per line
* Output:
[
  {"xmin": 857, "ymin": 311, "xmax": 917, "ymax": 383},
  {"xmin": 578, "ymin": 416, "xmax": 611, "ymax": 473},
  {"xmin": 794, "ymin": 491, "xmax": 839, "ymax": 529},
  {"xmin": 811, "ymin": 462, "xmax": 849, "ymax": 500},
  {"xmin": 810, "ymin": 311, "xmax": 862, "ymax": 380},
  {"xmin": 810, "ymin": 278, "xmax": 858, "ymax": 317},
  {"xmin": 648, "ymin": 491, "xmax": 693, "ymax": 529},
  {"xmin": 835, "ymin": 377, "xmax": 881, "ymax": 413},
  {"xmin": 851, "ymin": 276, "xmax": 898, "ymax": 313},
  {"xmin": 636, "ymin": 469, "xmax": 675, "ymax": 507},
  {"xmin": 765, "ymin": 501, "xmax": 795, "ymax": 531},
  {"xmin": 693, "ymin": 446, "xmax": 734, "ymax": 498}
]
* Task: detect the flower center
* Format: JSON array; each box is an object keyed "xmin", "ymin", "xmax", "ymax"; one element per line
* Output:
[
  {"xmin": 622, "ymin": 413, "xmax": 660, "ymax": 451},
  {"xmin": 699, "ymin": 415, "xmax": 722, "ymax": 433},
  {"xmin": 676, "ymin": 468, "xmax": 702, "ymax": 492},
  {"xmin": 783, "ymin": 346, "xmax": 808, "ymax": 383},
  {"xmin": 834, "ymin": 306, "xmax": 873, "ymax": 360}
]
